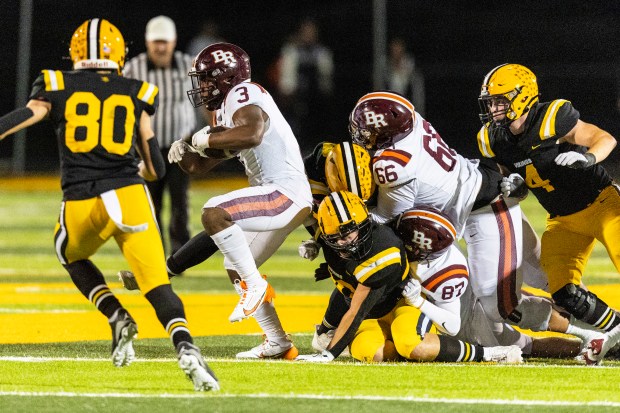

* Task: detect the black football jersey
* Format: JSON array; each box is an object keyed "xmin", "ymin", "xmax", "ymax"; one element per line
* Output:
[
  {"xmin": 476, "ymin": 100, "xmax": 611, "ymax": 216},
  {"xmin": 29, "ymin": 70, "xmax": 160, "ymax": 200},
  {"xmin": 324, "ymin": 223, "xmax": 410, "ymax": 319}
]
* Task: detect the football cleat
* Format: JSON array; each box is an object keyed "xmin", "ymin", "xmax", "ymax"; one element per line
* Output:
[
  {"xmin": 176, "ymin": 341, "xmax": 220, "ymax": 391},
  {"xmin": 483, "ymin": 345, "xmax": 523, "ymax": 364},
  {"xmin": 311, "ymin": 325, "xmax": 335, "ymax": 352},
  {"xmin": 110, "ymin": 308, "xmax": 138, "ymax": 367},
  {"xmin": 236, "ymin": 335, "xmax": 299, "ymax": 359},
  {"xmin": 582, "ymin": 324, "xmax": 620, "ymax": 366},
  {"xmin": 229, "ymin": 279, "xmax": 275, "ymax": 323}
]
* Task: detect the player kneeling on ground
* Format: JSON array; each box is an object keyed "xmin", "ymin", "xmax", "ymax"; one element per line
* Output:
[{"xmin": 296, "ymin": 191, "xmax": 522, "ymax": 364}]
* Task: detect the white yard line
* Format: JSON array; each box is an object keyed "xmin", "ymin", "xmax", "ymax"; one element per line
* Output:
[{"xmin": 0, "ymin": 390, "xmax": 618, "ymax": 407}]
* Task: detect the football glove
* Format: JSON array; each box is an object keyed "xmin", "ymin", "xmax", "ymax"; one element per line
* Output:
[
  {"xmin": 314, "ymin": 262, "xmax": 331, "ymax": 282},
  {"xmin": 554, "ymin": 151, "xmax": 596, "ymax": 169},
  {"xmin": 298, "ymin": 239, "xmax": 321, "ymax": 261},
  {"xmin": 402, "ymin": 277, "xmax": 424, "ymax": 308},
  {"xmin": 168, "ymin": 139, "xmax": 203, "ymax": 163},
  {"xmin": 500, "ymin": 173, "xmax": 528, "ymax": 200},
  {"xmin": 296, "ymin": 350, "xmax": 335, "ymax": 363}
]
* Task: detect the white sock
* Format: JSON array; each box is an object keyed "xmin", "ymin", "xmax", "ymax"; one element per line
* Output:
[
  {"xmin": 211, "ymin": 225, "xmax": 263, "ymax": 288},
  {"xmin": 566, "ymin": 316, "xmax": 601, "ymax": 341},
  {"xmin": 254, "ymin": 301, "xmax": 289, "ymax": 345}
]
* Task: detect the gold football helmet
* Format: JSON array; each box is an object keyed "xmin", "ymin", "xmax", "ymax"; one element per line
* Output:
[
  {"xmin": 317, "ymin": 191, "xmax": 372, "ymax": 259},
  {"xmin": 478, "ymin": 64, "xmax": 538, "ymax": 126},
  {"xmin": 69, "ymin": 18, "xmax": 126, "ymax": 74},
  {"xmin": 325, "ymin": 142, "xmax": 376, "ymax": 202}
]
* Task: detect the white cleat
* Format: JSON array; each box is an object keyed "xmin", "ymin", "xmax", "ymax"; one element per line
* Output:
[
  {"xmin": 236, "ymin": 336, "xmax": 299, "ymax": 360},
  {"xmin": 110, "ymin": 309, "xmax": 138, "ymax": 367},
  {"xmin": 176, "ymin": 342, "xmax": 220, "ymax": 391},
  {"xmin": 228, "ymin": 280, "xmax": 275, "ymax": 323},
  {"xmin": 483, "ymin": 345, "xmax": 523, "ymax": 364}
]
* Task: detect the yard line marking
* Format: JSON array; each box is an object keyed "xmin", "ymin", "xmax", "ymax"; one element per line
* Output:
[
  {"xmin": 0, "ymin": 391, "xmax": 619, "ymax": 407},
  {"xmin": 0, "ymin": 308, "xmax": 89, "ymax": 314},
  {"xmin": 0, "ymin": 355, "xmax": 611, "ymax": 368}
]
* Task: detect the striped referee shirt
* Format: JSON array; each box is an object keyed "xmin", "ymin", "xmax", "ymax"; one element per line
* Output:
[{"xmin": 123, "ymin": 50, "xmax": 197, "ymax": 148}]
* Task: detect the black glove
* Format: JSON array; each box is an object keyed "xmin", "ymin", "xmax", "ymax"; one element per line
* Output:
[{"xmin": 314, "ymin": 262, "xmax": 331, "ymax": 282}]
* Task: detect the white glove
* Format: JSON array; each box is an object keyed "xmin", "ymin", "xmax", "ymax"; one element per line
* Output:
[
  {"xmin": 168, "ymin": 139, "xmax": 202, "ymax": 163},
  {"xmin": 402, "ymin": 277, "xmax": 424, "ymax": 308},
  {"xmin": 296, "ymin": 350, "xmax": 335, "ymax": 363},
  {"xmin": 298, "ymin": 239, "xmax": 321, "ymax": 261},
  {"xmin": 500, "ymin": 173, "xmax": 528, "ymax": 200},
  {"xmin": 554, "ymin": 151, "xmax": 595, "ymax": 169}
]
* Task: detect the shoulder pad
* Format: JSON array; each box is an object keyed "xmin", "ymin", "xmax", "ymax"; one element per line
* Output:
[
  {"xmin": 421, "ymin": 264, "xmax": 468, "ymax": 303},
  {"xmin": 137, "ymin": 81, "xmax": 158, "ymax": 105},
  {"xmin": 476, "ymin": 124, "xmax": 496, "ymax": 158},
  {"xmin": 539, "ymin": 99, "xmax": 571, "ymax": 140},
  {"xmin": 354, "ymin": 246, "xmax": 403, "ymax": 284},
  {"xmin": 372, "ymin": 149, "xmax": 414, "ymax": 188}
]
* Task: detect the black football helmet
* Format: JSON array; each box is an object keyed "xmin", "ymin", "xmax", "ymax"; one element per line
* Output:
[
  {"xmin": 187, "ymin": 42, "xmax": 251, "ymax": 110},
  {"xmin": 349, "ymin": 91, "xmax": 415, "ymax": 151},
  {"xmin": 393, "ymin": 206, "xmax": 456, "ymax": 262}
]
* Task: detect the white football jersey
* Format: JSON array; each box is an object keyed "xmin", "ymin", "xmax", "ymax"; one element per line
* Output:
[
  {"xmin": 370, "ymin": 113, "xmax": 481, "ymax": 237},
  {"xmin": 215, "ymin": 81, "xmax": 311, "ymax": 207}
]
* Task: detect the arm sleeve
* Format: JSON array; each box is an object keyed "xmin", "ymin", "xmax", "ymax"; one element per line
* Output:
[
  {"xmin": 0, "ymin": 107, "xmax": 35, "ymax": 136},
  {"xmin": 418, "ymin": 298, "xmax": 462, "ymax": 336},
  {"xmin": 148, "ymin": 137, "xmax": 166, "ymax": 178}
]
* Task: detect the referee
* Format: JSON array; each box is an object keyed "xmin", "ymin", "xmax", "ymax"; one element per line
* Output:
[{"xmin": 124, "ymin": 16, "xmax": 198, "ymax": 255}]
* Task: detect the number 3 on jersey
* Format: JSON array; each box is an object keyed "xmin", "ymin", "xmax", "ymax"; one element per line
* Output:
[{"xmin": 65, "ymin": 92, "xmax": 135, "ymax": 155}]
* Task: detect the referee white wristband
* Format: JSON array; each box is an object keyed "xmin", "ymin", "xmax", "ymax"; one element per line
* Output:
[{"xmin": 192, "ymin": 126, "xmax": 212, "ymax": 149}]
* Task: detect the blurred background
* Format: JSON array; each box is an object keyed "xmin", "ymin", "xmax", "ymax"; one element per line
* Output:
[{"xmin": 0, "ymin": 0, "xmax": 618, "ymax": 175}]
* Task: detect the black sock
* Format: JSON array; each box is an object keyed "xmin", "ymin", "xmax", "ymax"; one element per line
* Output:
[
  {"xmin": 145, "ymin": 284, "xmax": 192, "ymax": 347},
  {"xmin": 64, "ymin": 260, "xmax": 121, "ymax": 319},
  {"xmin": 167, "ymin": 231, "xmax": 219, "ymax": 274},
  {"xmin": 318, "ymin": 289, "xmax": 349, "ymax": 334},
  {"xmin": 435, "ymin": 335, "xmax": 484, "ymax": 362}
]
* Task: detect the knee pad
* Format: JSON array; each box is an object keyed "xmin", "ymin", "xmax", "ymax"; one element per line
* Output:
[
  {"xmin": 510, "ymin": 295, "xmax": 552, "ymax": 331},
  {"xmin": 552, "ymin": 283, "xmax": 597, "ymax": 320}
]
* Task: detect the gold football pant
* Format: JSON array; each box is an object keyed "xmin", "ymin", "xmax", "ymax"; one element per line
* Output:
[
  {"xmin": 542, "ymin": 184, "xmax": 620, "ymax": 294},
  {"xmin": 350, "ymin": 300, "xmax": 437, "ymax": 362},
  {"xmin": 54, "ymin": 184, "xmax": 169, "ymax": 293}
]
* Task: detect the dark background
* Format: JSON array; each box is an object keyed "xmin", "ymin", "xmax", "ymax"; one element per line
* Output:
[{"xmin": 0, "ymin": 0, "xmax": 618, "ymax": 174}]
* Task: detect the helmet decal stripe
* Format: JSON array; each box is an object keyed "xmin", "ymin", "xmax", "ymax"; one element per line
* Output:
[
  {"xmin": 482, "ymin": 63, "xmax": 509, "ymax": 88},
  {"xmin": 88, "ymin": 18, "xmax": 100, "ymax": 61},
  {"xmin": 357, "ymin": 92, "xmax": 415, "ymax": 115},
  {"xmin": 341, "ymin": 143, "xmax": 361, "ymax": 197},
  {"xmin": 331, "ymin": 192, "xmax": 351, "ymax": 224},
  {"xmin": 402, "ymin": 210, "xmax": 457, "ymax": 237}
]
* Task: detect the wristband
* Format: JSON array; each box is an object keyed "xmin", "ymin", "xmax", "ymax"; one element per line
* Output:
[{"xmin": 192, "ymin": 126, "xmax": 212, "ymax": 149}]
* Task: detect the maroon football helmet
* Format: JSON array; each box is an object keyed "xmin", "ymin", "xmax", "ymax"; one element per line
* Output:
[
  {"xmin": 349, "ymin": 91, "xmax": 415, "ymax": 150},
  {"xmin": 392, "ymin": 206, "xmax": 456, "ymax": 262},
  {"xmin": 187, "ymin": 42, "xmax": 251, "ymax": 110}
]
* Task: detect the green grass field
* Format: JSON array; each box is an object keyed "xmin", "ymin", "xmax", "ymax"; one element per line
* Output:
[{"xmin": 1, "ymin": 176, "xmax": 619, "ymax": 413}]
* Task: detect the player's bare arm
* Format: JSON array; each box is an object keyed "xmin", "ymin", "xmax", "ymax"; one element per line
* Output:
[
  {"xmin": 135, "ymin": 111, "xmax": 161, "ymax": 181},
  {"xmin": 560, "ymin": 120, "xmax": 617, "ymax": 163}
]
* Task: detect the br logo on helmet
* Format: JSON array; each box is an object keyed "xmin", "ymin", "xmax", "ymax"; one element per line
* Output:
[
  {"xmin": 211, "ymin": 50, "xmax": 236, "ymax": 65},
  {"xmin": 393, "ymin": 206, "xmax": 456, "ymax": 262},
  {"xmin": 364, "ymin": 111, "xmax": 388, "ymax": 128}
]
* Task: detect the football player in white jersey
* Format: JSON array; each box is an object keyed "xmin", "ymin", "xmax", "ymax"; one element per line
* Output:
[
  {"xmin": 348, "ymin": 91, "xmax": 602, "ymax": 347},
  {"xmin": 168, "ymin": 43, "xmax": 312, "ymax": 358}
]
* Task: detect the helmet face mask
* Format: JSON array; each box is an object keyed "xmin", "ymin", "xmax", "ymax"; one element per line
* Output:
[
  {"xmin": 187, "ymin": 42, "xmax": 251, "ymax": 110},
  {"xmin": 325, "ymin": 142, "xmax": 376, "ymax": 202},
  {"xmin": 349, "ymin": 91, "xmax": 415, "ymax": 151},
  {"xmin": 70, "ymin": 19, "xmax": 126, "ymax": 75},
  {"xmin": 318, "ymin": 191, "xmax": 373, "ymax": 260},
  {"xmin": 478, "ymin": 64, "xmax": 539, "ymax": 127}
]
